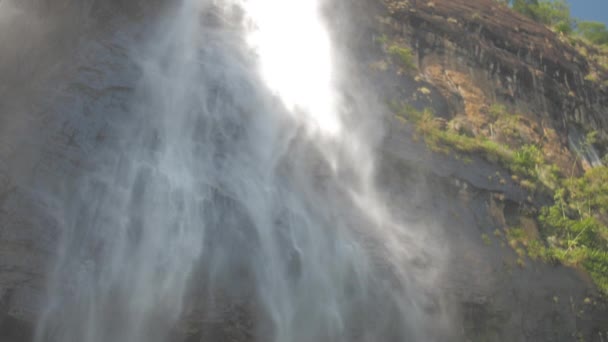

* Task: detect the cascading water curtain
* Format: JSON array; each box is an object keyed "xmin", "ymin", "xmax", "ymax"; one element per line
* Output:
[{"xmin": 34, "ymin": 1, "xmax": 448, "ymax": 341}]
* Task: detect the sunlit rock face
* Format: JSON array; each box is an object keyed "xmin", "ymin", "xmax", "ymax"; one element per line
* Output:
[{"xmin": 0, "ymin": 0, "xmax": 607, "ymax": 342}]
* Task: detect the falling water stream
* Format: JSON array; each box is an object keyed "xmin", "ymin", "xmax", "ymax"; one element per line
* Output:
[{"xmin": 30, "ymin": 0, "xmax": 446, "ymax": 341}]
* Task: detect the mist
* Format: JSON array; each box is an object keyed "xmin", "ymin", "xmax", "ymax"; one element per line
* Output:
[{"xmin": 1, "ymin": 1, "xmax": 449, "ymax": 341}]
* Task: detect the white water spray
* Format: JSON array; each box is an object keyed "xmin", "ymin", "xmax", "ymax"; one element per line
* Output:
[
  {"xmin": 242, "ymin": 0, "xmax": 341, "ymax": 136},
  {"xmin": 31, "ymin": 1, "xmax": 446, "ymax": 341}
]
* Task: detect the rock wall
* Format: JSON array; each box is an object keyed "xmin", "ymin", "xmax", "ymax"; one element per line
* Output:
[
  {"xmin": 381, "ymin": 0, "xmax": 608, "ymax": 135},
  {"xmin": 327, "ymin": 0, "xmax": 608, "ymax": 340}
]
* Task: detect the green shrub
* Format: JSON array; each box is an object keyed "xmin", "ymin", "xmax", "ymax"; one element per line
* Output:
[
  {"xmin": 388, "ymin": 45, "xmax": 417, "ymax": 70},
  {"xmin": 535, "ymin": 167, "xmax": 608, "ymax": 295},
  {"xmin": 564, "ymin": 166, "xmax": 608, "ymax": 216},
  {"xmin": 488, "ymin": 103, "xmax": 508, "ymax": 120},
  {"xmin": 585, "ymin": 72, "xmax": 599, "ymax": 82},
  {"xmin": 511, "ymin": 0, "xmax": 540, "ymax": 19},
  {"xmin": 509, "ymin": 0, "xmax": 573, "ymax": 33},
  {"xmin": 578, "ymin": 21, "xmax": 608, "ymax": 46},
  {"xmin": 554, "ymin": 20, "xmax": 573, "ymax": 35},
  {"xmin": 507, "ymin": 0, "xmax": 608, "ymax": 51},
  {"xmin": 585, "ymin": 250, "xmax": 608, "ymax": 294},
  {"xmin": 512, "ymin": 145, "xmax": 543, "ymax": 177},
  {"xmin": 481, "ymin": 233, "xmax": 492, "ymax": 245},
  {"xmin": 534, "ymin": 0, "xmax": 572, "ymax": 32},
  {"xmin": 376, "ymin": 34, "xmax": 389, "ymax": 45},
  {"xmin": 527, "ymin": 239, "xmax": 552, "ymax": 261}
]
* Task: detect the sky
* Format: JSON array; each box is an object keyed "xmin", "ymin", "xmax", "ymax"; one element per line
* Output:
[{"xmin": 568, "ymin": 0, "xmax": 608, "ymax": 25}]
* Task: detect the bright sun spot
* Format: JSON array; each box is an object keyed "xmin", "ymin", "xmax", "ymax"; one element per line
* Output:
[{"xmin": 243, "ymin": 0, "xmax": 341, "ymax": 136}]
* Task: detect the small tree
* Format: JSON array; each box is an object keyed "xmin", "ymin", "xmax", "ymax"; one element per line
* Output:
[
  {"xmin": 578, "ymin": 21, "xmax": 608, "ymax": 46},
  {"xmin": 535, "ymin": 0, "xmax": 571, "ymax": 26},
  {"xmin": 508, "ymin": 0, "xmax": 574, "ymax": 34},
  {"xmin": 511, "ymin": 0, "xmax": 540, "ymax": 20}
]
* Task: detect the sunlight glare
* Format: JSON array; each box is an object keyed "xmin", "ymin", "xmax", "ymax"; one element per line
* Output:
[{"xmin": 243, "ymin": 0, "xmax": 341, "ymax": 136}]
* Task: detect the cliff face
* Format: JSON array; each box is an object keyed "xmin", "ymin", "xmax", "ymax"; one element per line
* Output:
[
  {"xmin": 384, "ymin": 0, "xmax": 608, "ymax": 131},
  {"xmin": 0, "ymin": 0, "xmax": 607, "ymax": 341},
  {"xmin": 328, "ymin": 0, "xmax": 608, "ymax": 340},
  {"xmin": 336, "ymin": 0, "xmax": 608, "ymax": 168}
]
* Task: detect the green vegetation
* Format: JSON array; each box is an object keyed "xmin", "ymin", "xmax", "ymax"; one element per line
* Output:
[
  {"xmin": 393, "ymin": 101, "xmax": 608, "ymax": 294},
  {"xmin": 387, "ymin": 45, "xmax": 417, "ymax": 70},
  {"xmin": 393, "ymin": 103, "xmax": 556, "ymax": 189},
  {"xmin": 376, "ymin": 34, "xmax": 418, "ymax": 71},
  {"xmin": 529, "ymin": 170, "xmax": 608, "ymax": 294},
  {"xmin": 376, "ymin": 34, "xmax": 389, "ymax": 45},
  {"xmin": 512, "ymin": 145, "xmax": 544, "ymax": 178},
  {"xmin": 498, "ymin": 0, "xmax": 573, "ymax": 33},
  {"xmin": 488, "ymin": 103, "xmax": 508, "ymax": 120},
  {"xmin": 388, "ymin": 0, "xmax": 608, "ymax": 289},
  {"xmin": 481, "ymin": 233, "xmax": 492, "ymax": 245},
  {"xmin": 578, "ymin": 21, "xmax": 608, "ymax": 46},
  {"xmin": 498, "ymin": 0, "xmax": 608, "ymax": 48}
]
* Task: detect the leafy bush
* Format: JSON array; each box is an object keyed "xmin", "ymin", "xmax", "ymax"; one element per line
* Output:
[
  {"xmin": 509, "ymin": 0, "xmax": 573, "ymax": 33},
  {"xmin": 376, "ymin": 34, "xmax": 389, "ymax": 45},
  {"xmin": 564, "ymin": 166, "xmax": 608, "ymax": 217},
  {"xmin": 488, "ymin": 104, "xmax": 508, "ymax": 120},
  {"xmin": 388, "ymin": 45, "xmax": 417, "ymax": 70},
  {"xmin": 584, "ymin": 250, "xmax": 608, "ymax": 294},
  {"xmin": 512, "ymin": 145, "xmax": 543, "ymax": 177},
  {"xmin": 506, "ymin": 0, "xmax": 608, "ymax": 49},
  {"xmin": 534, "ymin": 166, "xmax": 608, "ymax": 294},
  {"xmin": 534, "ymin": 0, "xmax": 573, "ymax": 33},
  {"xmin": 578, "ymin": 21, "xmax": 608, "ymax": 46},
  {"xmin": 511, "ymin": 0, "xmax": 540, "ymax": 19},
  {"xmin": 502, "ymin": 0, "xmax": 578, "ymax": 36}
]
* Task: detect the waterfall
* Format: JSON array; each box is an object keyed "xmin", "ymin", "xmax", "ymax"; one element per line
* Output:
[{"xmin": 32, "ymin": 1, "xmax": 447, "ymax": 341}]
